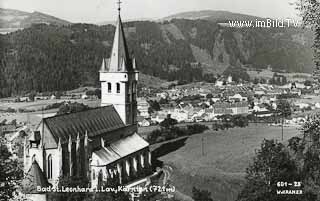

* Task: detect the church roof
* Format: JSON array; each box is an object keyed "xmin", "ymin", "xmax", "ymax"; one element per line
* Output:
[
  {"xmin": 22, "ymin": 161, "xmax": 50, "ymax": 194},
  {"xmin": 43, "ymin": 105, "xmax": 125, "ymax": 144},
  {"xmin": 101, "ymin": 14, "xmax": 133, "ymax": 72},
  {"xmin": 93, "ymin": 133, "xmax": 149, "ymax": 166}
]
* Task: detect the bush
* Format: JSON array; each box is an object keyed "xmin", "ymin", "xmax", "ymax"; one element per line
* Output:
[
  {"xmin": 44, "ymin": 102, "xmax": 65, "ymax": 110},
  {"xmin": 5, "ymin": 107, "xmax": 16, "ymax": 113},
  {"xmin": 57, "ymin": 102, "xmax": 90, "ymax": 115},
  {"xmin": 147, "ymin": 124, "xmax": 208, "ymax": 144},
  {"xmin": 187, "ymin": 124, "xmax": 209, "ymax": 134}
]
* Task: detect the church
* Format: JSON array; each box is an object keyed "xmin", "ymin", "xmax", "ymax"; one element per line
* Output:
[{"xmin": 22, "ymin": 5, "xmax": 152, "ymax": 199}]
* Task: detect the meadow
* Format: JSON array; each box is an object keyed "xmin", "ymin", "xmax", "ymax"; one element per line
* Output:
[
  {"xmin": 153, "ymin": 124, "xmax": 301, "ymax": 201},
  {"xmin": 0, "ymin": 99, "xmax": 100, "ymax": 128}
]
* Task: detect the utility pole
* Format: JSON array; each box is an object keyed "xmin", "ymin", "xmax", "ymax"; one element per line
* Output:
[
  {"xmin": 201, "ymin": 136, "xmax": 204, "ymax": 156},
  {"xmin": 281, "ymin": 113, "xmax": 284, "ymax": 141}
]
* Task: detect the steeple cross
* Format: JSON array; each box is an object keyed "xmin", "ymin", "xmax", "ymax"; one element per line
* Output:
[{"xmin": 117, "ymin": 0, "xmax": 122, "ymax": 14}]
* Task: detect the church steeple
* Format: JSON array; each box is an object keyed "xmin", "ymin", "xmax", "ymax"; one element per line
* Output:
[
  {"xmin": 99, "ymin": 1, "xmax": 138, "ymax": 126},
  {"xmin": 102, "ymin": 1, "xmax": 133, "ymax": 72},
  {"xmin": 109, "ymin": 15, "xmax": 132, "ymax": 72}
]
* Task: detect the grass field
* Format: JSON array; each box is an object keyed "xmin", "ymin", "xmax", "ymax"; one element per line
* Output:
[
  {"xmin": 0, "ymin": 99, "xmax": 100, "ymax": 128},
  {"xmin": 0, "ymin": 99, "xmax": 100, "ymax": 111},
  {"xmin": 154, "ymin": 124, "xmax": 301, "ymax": 201}
]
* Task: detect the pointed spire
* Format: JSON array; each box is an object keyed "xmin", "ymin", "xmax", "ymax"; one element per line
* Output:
[
  {"xmin": 76, "ymin": 133, "xmax": 80, "ymax": 176},
  {"xmin": 58, "ymin": 138, "xmax": 63, "ymax": 177},
  {"xmin": 84, "ymin": 130, "xmax": 88, "ymax": 147},
  {"xmin": 107, "ymin": 10, "xmax": 132, "ymax": 72},
  {"xmin": 76, "ymin": 133, "xmax": 80, "ymax": 151},
  {"xmin": 84, "ymin": 130, "xmax": 89, "ymax": 178},
  {"xmin": 101, "ymin": 59, "xmax": 106, "ymax": 71},
  {"xmin": 58, "ymin": 137, "xmax": 62, "ymax": 150},
  {"xmin": 68, "ymin": 135, "xmax": 72, "ymax": 152},
  {"xmin": 76, "ymin": 132, "xmax": 80, "ymax": 142},
  {"xmin": 117, "ymin": 0, "xmax": 122, "ymax": 15},
  {"xmin": 132, "ymin": 57, "xmax": 136, "ymax": 70},
  {"xmin": 101, "ymin": 137, "xmax": 105, "ymax": 147},
  {"xmin": 68, "ymin": 135, "xmax": 73, "ymax": 176}
]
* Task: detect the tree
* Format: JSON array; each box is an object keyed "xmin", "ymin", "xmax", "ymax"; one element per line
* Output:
[
  {"xmin": 237, "ymin": 139, "xmax": 302, "ymax": 201},
  {"xmin": 85, "ymin": 89, "xmax": 101, "ymax": 99},
  {"xmin": 159, "ymin": 98, "xmax": 168, "ymax": 105},
  {"xmin": 187, "ymin": 124, "xmax": 209, "ymax": 134},
  {"xmin": 56, "ymin": 175, "xmax": 90, "ymax": 201},
  {"xmin": 160, "ymin": 114, "xmax": 178, "ymax": 130},
  {"xmin": 290, "ymin": 116, "xmax": 320, "ymax": 200},
  {"xmin": 95, "ymin": 89, "xmax": 101, "ymax": 99},
  {"xmin": 0, "ymin": 119, "xmax": 7, "ymax": 126},
  {"xmin": 28, "ymin": 91, "xmax": 37, "ymax": 102},
  {"xmin": 148, "ymin": 100, "xmax": 161, "ymax": 114},
  {"xmin": 277, "ymin": 100, "xmax": 291, "ymax": 118},
  {"xmin": 233, "ymin": 115, "xmax": 249, "ymax": 128},
  {"xmin": 0, "ymin": 139, "xmax": 23, "ymax": 200},
  {"xmin": 55, "ymin": 91, "xmax": 63, "ymax": 99},
  {"xmin": 304, "ymin": 80, "xmax": 312, "ymax": 87},
  {"xmin": 295, "ymin": 0, "xmax": 320, "ymax": 82},
  {"xmin": 192, "ymin": 187, "xmax": 213, "ymax": 201},
  {"xmin": 57, "ymin": 102, "xmax": 90, "ymax": 115},
  {"xmin": 206, "ymin": 93, "xmax": 213, "ymax": 99},
  {"xmin": 10, "ymin": 119, "xmax": 17, "ymax": 127}
]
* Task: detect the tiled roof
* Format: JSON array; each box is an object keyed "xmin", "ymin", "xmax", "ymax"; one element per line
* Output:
[
  {"xmin": 213, "ymin": 102, "xmax": 248, "ymax": 109},
  {"xmin": 93, "ymin": 133, "xmax": 149, "ymax": 166},
  {"xmin": 43, "ymin": 106, "xmax": 125, "ymax": 144},
  {"xmin": 22, "ymin": 161, "xmax": 50, "ymax": 194}
]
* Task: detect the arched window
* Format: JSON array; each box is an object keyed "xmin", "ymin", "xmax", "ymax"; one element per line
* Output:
[
  {"xmin": 132, "ymin": 82, "xmax": 136, "ymax": 93},
  {"xmin": 97, "ymin": 169, "xmax": 103, "ymax": 188},
  {"xmin": 132, "ymin": 82, "xmax": 136, "ymax": 101},
  {"xmin": 116, "ymin": 83, "xmax": 120, "ymax": 93},
  {"xmin": 92, "ymin": 169, "xmax": 96, "ymax": 180},
  {"xmin": 107, "ymin": 83, "xmax": 112, "ymax": 93},
  {"xmin": 32, "ymin": 154, "xmax": 36, "ymax": 162},
  {"xmin": 47, "ymin": 155, "xmax": 52, "ymax": 179}
]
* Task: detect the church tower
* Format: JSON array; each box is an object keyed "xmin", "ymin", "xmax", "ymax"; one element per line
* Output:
[{"xmin": 100, "ymin": 5, "xmax": 138, "ymax": 125}]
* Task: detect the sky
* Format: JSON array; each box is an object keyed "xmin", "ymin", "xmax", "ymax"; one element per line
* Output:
[{"xmin": 1, "ymin": 0, "xmax": 300, "ymax": 23}]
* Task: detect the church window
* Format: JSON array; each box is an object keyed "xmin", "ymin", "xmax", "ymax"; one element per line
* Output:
[
  {"xmin": 47, "ymin": 155, "xmax": 53, "ymax": 179},
  {"xmin": 92, "ymin": 169, "xmax": 96, "ymax": 180},
  {"xmin": 132, "ymin": 83, "xmax": 136, "ymax": 101},
  {"xmin": 107, "ymin": 83, "xmax": 112, "ymax": 93},
  {"xmin": 132, "ymin": 82, "xmax": 136, "ymax": 93},
  {"xmin": 32, "ymin": 154, "xmax": 36, "ymax": 162},
  {"xmin": 116, "ymin": 83, "xmax": 120, "ymax": 93}
]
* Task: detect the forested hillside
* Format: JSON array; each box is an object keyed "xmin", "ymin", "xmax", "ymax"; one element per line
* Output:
[
  {"xmin": 0, "ymin": 15, "xmax": 315, "ymax": 98},
  {"xmin": 0, "ymin": 8, "xmax": 71, "ymax": 28}
]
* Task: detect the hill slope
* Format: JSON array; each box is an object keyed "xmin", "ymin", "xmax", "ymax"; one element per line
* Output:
[
  {"xmin": 0, "ymin": 10, "xmax": 315, "ymax": 97},
  {"xmin": 162, "ymin": 10, "xmax": 265, "ymax": 23},
  {"xmin": 0, "ymin": 8, "xmax": 71, "ymax": 28}
]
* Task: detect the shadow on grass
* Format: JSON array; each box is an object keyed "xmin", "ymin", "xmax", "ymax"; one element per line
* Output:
[{"xmin": 151, "ymin": 137, "xmax": 188, "ymax": 168}]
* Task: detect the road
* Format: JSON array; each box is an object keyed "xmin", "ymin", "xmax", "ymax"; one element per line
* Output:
[{"xmin": 161, "ymin": 165, "xmax": 194, "ymax": 201}]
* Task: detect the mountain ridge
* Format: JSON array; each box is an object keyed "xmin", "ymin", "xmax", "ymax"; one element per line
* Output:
[
  {"xmin": 0, "ymin": 9, "xmax": 314, "ymax": 98},
  {"xmin": 162, "ymin": 10, "xmax": 266, "ymax": 22},
  {"xmin": 0, "ymin": 8, "xmax": 71, "ymax": 28}
]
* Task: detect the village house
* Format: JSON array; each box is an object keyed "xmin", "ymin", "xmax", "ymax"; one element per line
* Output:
[
  {"xmin": 170, "ymin": 109, "xmax": 189, "ymax": 123},
  {"xmin": 212, "ymin": 102, "xmax": 249, "ymax": 116},
  {"xmin": 137, "ymin": 97, "xmax": 150, "ymax": 118},
  {"xmin": 228, "ymin": 93, "xmax": 248, "ymax": 102}
]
